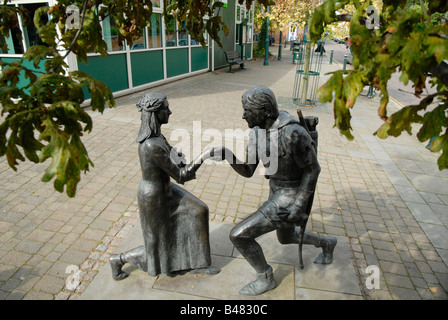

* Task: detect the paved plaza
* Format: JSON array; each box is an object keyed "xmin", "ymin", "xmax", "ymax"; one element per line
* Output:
[{"xmin": 0, "ymin": 44, "xmax": 447, "ymax": 300}]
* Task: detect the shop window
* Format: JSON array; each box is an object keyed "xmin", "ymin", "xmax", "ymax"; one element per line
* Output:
[
  {"xmin": 0, "ymin": 11, "xmax": 24, "ymax": 54},
  {"xmin": 147, "ymin": 13, "xmax": 161, "ymax": 48},
  {"xmin": 165, "ymin": 16, "xmax": 194, "ymax": 47},
  {"xmin": 129, "ymin": 13, "xmax": 161, "ymax": 50},
  {"xmin": 236, "ymin": 24, "xmax": 241, "ymax": 45},
  {"xmin": 130, "ymin": 28, "xmax": 146, "ymax": 50},
  {"xmin": 21, "ymin": 2, "xmax": 49, "ymax": 48},
  {"xmin": 103, "ymin": 15, "xmax": 124, "ymax": 52},
  {"xmin": 247, "ymin": 25, "xmax": 253, "ymax": 43},
  {"xmin": 191, "ymin": 29, "xmax": 207, "ymax": 47},
  {"xmin": 178, "ymin": 32, "xmax": 188, "ymax": 46},
  {"xmin": 165, "ymin": 15, "xmax": 177, "ymax": 47}
]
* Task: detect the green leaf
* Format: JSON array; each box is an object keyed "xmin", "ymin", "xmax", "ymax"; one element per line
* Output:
[
  {"xmin": 417, "ymin": 101, "xmax": 448, "ymax": 142},
  {"xmin": 22, "ymin": 45, "xmax": 57, "ymax": 70},
  {"xmin": 333, "ymin": 96, "xmax": 354, "ymax": 141},
  {"xmin": 4, "ymin": 130, "xmax": 25, "ymax": 171},
  {"xmin": 39, "ymin": 117, "xmax": 92, "ymax": 197},
  {"xmin": 426, "ymin": 36, "xmax": 448, "ymax": 65},
  {"xmin": 375, "ymin": 104, "xmax": 425, "ymax": 139},
  {"xmin": 317, "ymin": 70, "xmax": 344, "ymax": 103},
  {"xmin": 70, "ymin": 70, "xmax": 116, "ymax": 114},
  {"xmin": 342, "ymin": 71, "xmax": 365, "ymax": 109},
  {"xmin": 431, "ymin": 134, "xmax": 448, "ymax": 170}
]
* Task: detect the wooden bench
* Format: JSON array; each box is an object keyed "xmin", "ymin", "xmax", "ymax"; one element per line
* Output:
[{"xmin": 224, "ymin": 51, "xmax": 246, "ymax": 73}]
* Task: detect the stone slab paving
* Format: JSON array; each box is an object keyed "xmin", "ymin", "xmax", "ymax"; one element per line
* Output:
[
  {"xmin": 80, "ymin": 221, "xmax": 362, "ymax": 300},
  {"xmin": 0, "ymin": 45, "xmax": 447, "ymax": 300}
]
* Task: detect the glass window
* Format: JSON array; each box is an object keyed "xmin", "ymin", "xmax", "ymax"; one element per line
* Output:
[
  {"xmin": 236, "ymin": 24, "xmax": 241, "ymax": 45},
  {"xmin": 247, "ymin": 25, "xmax": 253, "ymax": 43},
  {"xmin": 190, "ymin": 32, "xmax": 205, "ymax": 46},
  {"xmin": 165, "ymin": 15, "xmax": 177, "ymax": 47},
  {"xmin": 242, "ymin": 25, "xmax": 247, "ymax": 44},
  {"xmin": 130, "ymin": 29, "xmax": 146, "ymax": 50},
  {"xmin": 148, "ymin": 13, "xmax": 161, "ymax": 48},
  {"xmin": 103, "ymin": 15, "xmax": 124, "ymax": 52},
  {"xmin": 178, "ymin": 21, "xmax": 188, "ymax": 46},
  {"xmin": 0, "ymin": 12, "xmax": 24, "ymax": 54},
  {"xmin": 21, "ymin": 3, "xmax": 49, "ymax": 48},
  {"xmin": 152, "ymin": 0, "xmax": 161, "ymax": 8}
]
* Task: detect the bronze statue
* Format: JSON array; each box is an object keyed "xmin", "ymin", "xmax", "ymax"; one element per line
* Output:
[
  {"xmin": 212, "ymin": 86, "xmax": 337, "ymax": 295},
  {"xmin": 109, "ymin": 92, "xmax": 220, "ymax": 280}
]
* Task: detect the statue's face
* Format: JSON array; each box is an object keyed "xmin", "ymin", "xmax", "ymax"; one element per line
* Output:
[
  {"xmin": 242, "ymin": 103, "xmax": 266, "ymax": 128},
  {"xmin": 156, "ymin": 100, "xmax": 171, "ymax": 124}
]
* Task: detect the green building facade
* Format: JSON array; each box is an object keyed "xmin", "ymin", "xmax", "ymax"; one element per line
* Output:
[{"xmin": 1, "ymin": 0, "xmax": 254, "ymax": 101}]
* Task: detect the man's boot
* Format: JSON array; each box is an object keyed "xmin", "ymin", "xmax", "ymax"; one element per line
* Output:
[
  {"xmin": 313, "ymin": 235, "xmax": 337, "ymax": 264},
  {"xmin": 239, "ymin": 265, "xmax": 276, "ymax": 296}
]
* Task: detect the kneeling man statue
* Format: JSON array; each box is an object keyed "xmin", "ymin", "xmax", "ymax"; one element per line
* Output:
[{"xmin": 212, "ymin": 86, "xmax": 337, "ymax": 295}]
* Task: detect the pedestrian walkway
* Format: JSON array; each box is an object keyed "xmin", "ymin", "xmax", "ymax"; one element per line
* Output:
[{"xmin": 0, "ymin": 44, "xmax": 447, "ymax": 300}]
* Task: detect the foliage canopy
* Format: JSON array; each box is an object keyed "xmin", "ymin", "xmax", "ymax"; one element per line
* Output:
[
  {"xmin": 1, "ymin": 0, "xmax": 447, "ymax": 199},
  {"xmin": 0, "ymin": 0, "xmax": 270, "ymax": 197},
  {"xmin": 310, "ymin": 0, "xmax": 448, "ymax": 170}
]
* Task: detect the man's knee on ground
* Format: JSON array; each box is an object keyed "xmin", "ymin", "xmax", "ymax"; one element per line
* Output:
[{"xmin": 276, "ymin": 228, "xmax": 297, "ymax": 245}]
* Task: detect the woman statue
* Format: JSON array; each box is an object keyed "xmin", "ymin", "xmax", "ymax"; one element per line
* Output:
[{"xmin": 109, "ymin": 92, "xmax": 220, "ymax": 279}]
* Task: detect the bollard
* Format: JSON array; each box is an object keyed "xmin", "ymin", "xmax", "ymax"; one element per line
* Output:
[
  {"xmin": 343, "ymin": 54, "xmax": 347, "ymax": 71},
  {"xmin": 330, "ymin": 50, "xmax": 334, "ymax": 64},
  {"xmin": 367, "ymin": 85, "xmax": 374, "ymax": 98},
  {"xmin": 284, "ymin": 40, "xmax": 287, "ymax": 48},
  {"xmin": 293, "ymin": 47, "xmax": 301, "ymax": 64}
]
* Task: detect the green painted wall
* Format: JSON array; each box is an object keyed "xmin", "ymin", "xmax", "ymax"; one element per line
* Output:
[
  {"xmin": 166, "ymin": 48, "xmax": 188, "ymax": 78},
  {"xmin": 213, "ymin": 2, "xmax": 236, "ymax": 69},
  {"xmin": 213, "ymin": 1, "xmax": 253, "ymax": 69},
  {"xmin": 130, "ymin": 50, "xmax": 164, "ymax": 87},
  {"xmin": 191, "ymin": 47, "xmax": 208, "ymax": 71},
  {"xmin": 0, "ymin": 57, "xmax": 46, "ymax": 89},
  {"xmin": 245, "ymin": 43, "xmax": 253, "ymax": 59},
  {"xmin": 78, "ymin": 54, "xmax": 129, "ymax": 94}
]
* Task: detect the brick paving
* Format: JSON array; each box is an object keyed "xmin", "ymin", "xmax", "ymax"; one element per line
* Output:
[{"xmin": 1, "ymin": 43, "xmax": 447, "ymax": 300}]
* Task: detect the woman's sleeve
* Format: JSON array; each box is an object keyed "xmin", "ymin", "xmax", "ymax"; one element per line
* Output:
[{"xmin": 144, "ymin": 141, "xmax": 193, "ymax": 184}]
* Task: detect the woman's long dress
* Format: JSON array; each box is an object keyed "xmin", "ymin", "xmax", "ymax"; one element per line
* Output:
[{"xmin": 136, "ymin": 135, "xmax": 211, "ymax": 276}]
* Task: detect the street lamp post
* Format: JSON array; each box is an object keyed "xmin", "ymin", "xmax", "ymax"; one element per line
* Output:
[
  {"xmin": 278, "ymin": 31, "xmax": 282, "ymax": 60},
  {"xmin": 264, "ymin": 6, "xmax": 269, "ymax": 66}
]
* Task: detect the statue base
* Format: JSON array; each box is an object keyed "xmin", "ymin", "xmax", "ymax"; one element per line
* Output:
[{"xmin": 80, "ymin": 222, "xmax": 363, "ymax": 300}]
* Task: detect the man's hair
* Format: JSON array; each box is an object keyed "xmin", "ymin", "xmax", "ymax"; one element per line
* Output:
[{"xmin": 241, "ymin": 86, "xmax": 279, "ymax": 119}]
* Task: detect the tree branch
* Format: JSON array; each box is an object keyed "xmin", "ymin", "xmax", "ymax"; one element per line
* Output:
[
  {"xmin": 61, "ymin": 0, "xmax": 89, "ymax": 61},
  {"xmin": 336, "ymin": 13, "xmax": 367, "ymax": 25},
  {"xmin": 50, "ymin": 0, "xmax": 89, "ymax": 73}
]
